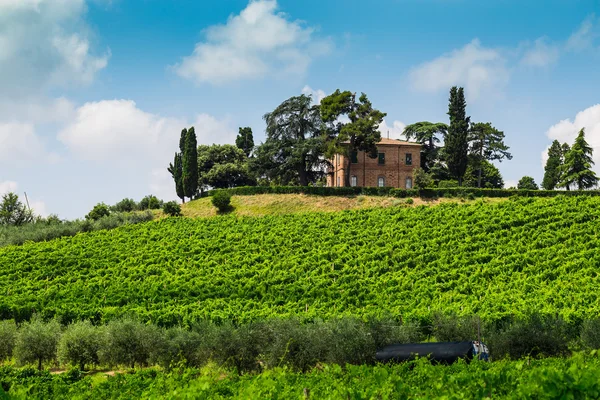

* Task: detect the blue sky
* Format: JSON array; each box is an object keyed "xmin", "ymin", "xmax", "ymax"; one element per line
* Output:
[{"xmin": 1, "ymin": 0, "xmax": 600, "ymax": 218}]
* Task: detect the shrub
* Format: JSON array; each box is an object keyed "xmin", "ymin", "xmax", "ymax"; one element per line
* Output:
[
  {"xmin": 438, "ymin": 180, "xmax": 459, "ymax": 189},
  {"xmin": 209, "ymin": 322, "xmax": 268, "ymax": 374},
  {"xmin": 211, "ymin": 191, "xmax": 232, "ymax": 213},
  {"xmin": 14, "ymin": 317, "xmax": 61, "ymax": 370},
  {"xmin": 581, "ymin": 318, "xmax": 600, "ymax": 349},
  {"xmin": 405, "ymin": 198, "xmax": 414, "ymax": 205},
  {"xmin": 85, "ymin": 203, "xmax": 110, "ymax": 221},
  {"xmin": 99, "ymin": 317, "xmax": 165, "ymax": 369},
  {"xmin": 487, "ymin": 314, "xmax": 570, "ymax": 359},
  {"xmin": 0, "ymin": 320, "xmax": 17, "ymax": 361},
  {"xmin": 163, "ymin": 201, "xmax": 182, "ymax": 217},
  {"xmin": 413, "ymin": 168, "xmax": 433, "ymax": 189},
  {"xmin": 113, "ymin": 198, "xmax": 138, "ymax": 212},
  {"xmin": 57, "ymin": 321, "xmax": 102, "ymax": 370},
  {"xmin": 160, "ymin": 326, "xmax": 205, "ymax": 369},
  {"xmin": 325, "ymin": 317, "xmax": 374, "ymax": 365},
  {"xmin": 432, "ymin": 314, "xmax": 480, "ymax": 342},
  {"xmin": 138, "ymin": 195, "xmax": 163, "ymax": 210}
]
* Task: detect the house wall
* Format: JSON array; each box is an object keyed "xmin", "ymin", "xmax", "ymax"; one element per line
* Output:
[{"xmin": 327, "ymin": 144, "xmax": 421, "ymax": 188}]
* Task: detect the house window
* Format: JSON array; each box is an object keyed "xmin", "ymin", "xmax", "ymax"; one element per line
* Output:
[
  {"xmin": 337, "ymin": 176, "xmax": 340, "ymax": 187},
  {"xmin": 350, "ymin": 150, "xmax": 358, "ymax": 164},
  {"xmin": 378, "ymin": 152, "xmax": 385, "ymax": 165},
  {"xmin": 405, "ymin": 153, "xmax": 412, "ymax": 166},
  {"xmin": 406, "ymin": 177, "xmax": 413, "ymax": 189},
  {"xmin": 378, "ymin": 176, "xmax": 385, "ymax": 187},
  {"xmin": 336, "ymin": 154, "xmax": 340, "ymax": 165},
  {"xmin": 351, "ymin": 175, "xmax": 358, "ymax": 187}
]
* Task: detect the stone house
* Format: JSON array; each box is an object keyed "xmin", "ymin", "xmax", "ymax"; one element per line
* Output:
[{"xmin": 326, "ymin": 138, "xmax": 421, "ymax": 188}]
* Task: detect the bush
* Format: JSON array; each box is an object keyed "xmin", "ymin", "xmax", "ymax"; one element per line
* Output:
[
  {"xmin": 57, "ymin": 321, "xmax": 102, "ymax": 370},
  {"xmin": 163, "ymin": 201, "xmax": 182, "ymax": 217},
  {"xmin": 438, "ymin": 180, "xmax": 459, "ymax": 189},
  {"xmin": 581, "ymin": 318, "xmax": 600, "ymax": 349},
  {"xmin": 99, "ymin": 317, "xmax": 165, "ymax": 369},
  {"xmin": 487, "ymin": 314, "xmax": 570, "ymax": 359},
  {"xmin": 85, "ymin": 203, "xmax": 110, "ymax": 221},
  {"xmin": 139, "ymin": 195, "xmax": 163, "ymax": 210},
  {"xmin": 113, "ymin": 198, "xmax": 138, "ymax": 212},
  {"xmin": 14, "ymin": 317, "xmax": 61, "ymax": 370},
  {"xmin": 0, "ymin": 320, "xmax": 17, "ymax": 361},
  {"xmin": 211, "ymin": 191, "xmax": 232, "ymax": 213},
  {"xmin": 413, "ymin": 168, "xmax": 433, "ymax": 189},
  {"xmin": 209, "ymin": 322, "xmax": 268, "ymax": 374},
  {"xmin": 405, "ymin": 198, "xmax": 414, "ymax": 205},
  {"xmin": 159, "ymin": 326, "xmax": 205, "ymax": 369},
  {"xmin": 432, "ymin": 314, "xmax": 480, "ymax": 342}
]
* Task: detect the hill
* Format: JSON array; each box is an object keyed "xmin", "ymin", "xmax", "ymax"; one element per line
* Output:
[{"xmin": 1, "ymin": 196, "xmax": 599, "ymax": 325}]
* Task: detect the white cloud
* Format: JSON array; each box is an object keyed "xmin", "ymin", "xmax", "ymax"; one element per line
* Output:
[
  {"xmin": 173, "ymin": 0, "xmax": 331, "ymax": 84},
  {"xmin": 0, "ymin": 0, "xmax": 109, "ymax": 96},
  {"xmin": 504, "ymin": 179, "xmax": 518, "ymax": 189},
  {"xmin": 378, "ymin": 120, "xmax": 407, "ymax": 140},
  {"xmin": 542, "ymin": 104, "xmax": 600, "ymax": 169},
  {"xmin": 0, "ymin": 180, "xmax": 18, "ymax": 195},
  {"xmin": 409, "ymin": 39, "xmax": 509, "ymax": 101},
  {"xmin": 57, "ymin": 99, "xmax": 237, "ymax": 200},
  {"xmin": 566, "ymin": 14, "xmax": 599, "ymax": 52},
  {"xmin": 301, "ymin": 85, "xmax": 326, "ymax": 103},
  {"xmin": 0, "ymin": 122, "xmax": 56, "ymax": 165},
  {"xmin": 520, "ymin": 37, "xmax": 560, "ymax": 67}
]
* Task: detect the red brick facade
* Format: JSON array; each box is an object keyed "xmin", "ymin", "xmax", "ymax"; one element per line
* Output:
[{"xmin": 326, "ymin": 138, "xmax": 421, "ymax": 188}]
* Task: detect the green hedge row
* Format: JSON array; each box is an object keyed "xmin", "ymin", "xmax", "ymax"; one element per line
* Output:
[{"xmin": 206, "ymin": 186, "xmax": 600, "ymax": 199}]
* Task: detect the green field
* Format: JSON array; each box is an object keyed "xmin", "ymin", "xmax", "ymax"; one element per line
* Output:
[
  {"xmin": 2, "ymin": 355, "xmax": 600, "ymax": 399},
  {"xmin": 1, "ymin": 196, "xmax": 599, "ymax": 325}
]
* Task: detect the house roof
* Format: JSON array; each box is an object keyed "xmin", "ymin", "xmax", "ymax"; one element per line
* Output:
[
  {"xmin": 377, "ymin": 138, "xmax": 421, "ymax": 146},
  {"xmin": 341, "ymin": 138, "xmax": 421, "ymax": 146}
]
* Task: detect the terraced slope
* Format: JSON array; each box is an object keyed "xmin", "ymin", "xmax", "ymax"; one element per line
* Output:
[{"xmin": 1, "ymin": 196, "xmax": 599, "ymax": 325}]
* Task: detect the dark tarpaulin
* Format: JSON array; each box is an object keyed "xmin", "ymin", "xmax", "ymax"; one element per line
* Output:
[{"xmin": 375, "ymin": 341, "xmax": 475, "ymax": 364}]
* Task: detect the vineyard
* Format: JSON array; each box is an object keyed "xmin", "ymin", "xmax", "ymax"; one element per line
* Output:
[
  {"xmin": 2, "ymin": 355, "xmax": 600, "ymax": 399},
  {"xmin": 1, "ymin": 196, "xmax": 600, "ymax": 325}
]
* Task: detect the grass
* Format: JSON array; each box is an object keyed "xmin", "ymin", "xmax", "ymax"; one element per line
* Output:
[{"xmin": 169, "ymin": 194, "xmax": 506, "ymax": 219}]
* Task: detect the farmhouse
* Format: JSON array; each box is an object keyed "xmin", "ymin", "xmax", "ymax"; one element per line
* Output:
[{"xmin": 327, "ymin": 138, "xmax": 421, "ymax": 188}]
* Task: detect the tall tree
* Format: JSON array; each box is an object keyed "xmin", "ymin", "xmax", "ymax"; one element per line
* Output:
[
  {"xmin": 402, "ymin": 122, "xmax": 447, "ymax": 172},
  {"xmin": 468, "ymin": 122, "xmax": 512, "ymax": 187},
  {"xmin": 257, "ymin": 94, "xmax": 327, "ymax": 186},
  {"xmin": 560, "ymin": 128, "xmax": 598, "ymax": 190},
  {"xmin": 0, "ymin": 192, "xmax": 34, "ymax": 226},
  {"xmin": 167, "ymin": 153, "xmax": 184, "ymax": 202},
  {"xmin": 464, "ymin": 159, "xmax": 504, "ymax": 189},
  {"xmin": 445, "ymin": 87, "xmax": 471, "ymax": 185},
  {"xmin": 236, "ymin": 127, "xmax": 255, "ymax": 157},
  {"xmin": 168, "ymin": 129, "xmax": 187, "ymax": 203},
  {"xmin": 542, "ymin": 140, "xmax": 563, "ymax": 190},
  {"xmin": 182, "ymin": 127, "xmax": 198, "ymax": 199},
  {"xmin": 320, "ymin": 90, "xmax": 386, "ymax": 186}
]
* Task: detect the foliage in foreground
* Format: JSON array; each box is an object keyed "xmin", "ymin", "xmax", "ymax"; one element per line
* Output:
[
  {"xmin": 1, "ymin": 197, "xmax": 600, "ymax": 325},
  {"xmin": 2, "ymin": 355, "xmax": 600, "ymax": 399}
]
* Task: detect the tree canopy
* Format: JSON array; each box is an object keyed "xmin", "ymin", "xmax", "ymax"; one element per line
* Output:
[
  {"xmin": 0, "ymin": 193, "xmax": 34, "ymax": 226},
  {"xmin": 468, "ymin": 122, "xmax": 512, "ymax": 188},
  {"xmin": 198, "ymin": 144, "xmax": 256, "ymax": 190},
  {"xmin": 321, "ymin": 90, "xmax": 386, "ymax": 186},
  {"xmin": 402, "ymin": 122, "xmax": 447, "ymax": 172},
  {"xmin": 517, "ymin": 176, "xmax": 539, "ymax": 190},
  {"xmin": 542, "ymin": 140, "xmax": 564, "ymax": 190},
  {"xmin": 236, "ymin": 127, "xmax": 255, "ymax": 157},
  {"xmin": 254, "ymin": 94, "xmax": 327, "ymax": 186}
]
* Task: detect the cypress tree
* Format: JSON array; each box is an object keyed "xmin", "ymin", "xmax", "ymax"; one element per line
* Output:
[
  {"xmin": 445, "ymin": 87, "xmax": 471, "ymax": 185},
  {"xmin": 167, "ymin": 129, "xmax": 188, "ymax": 202},
  {"xmin": 560, "ymin": 128, "xmax": 598, "ymax": 190},
  {"xmin": 542, "ymin": 140, "xmax": 563, "ymax": 190},
  {"xmin": 182, "ymin": 127, "xmax": 198, "ymax": 199},
  {"xmin": 236, "ymin": 127, "xmax": 255, "ymax": 157}
]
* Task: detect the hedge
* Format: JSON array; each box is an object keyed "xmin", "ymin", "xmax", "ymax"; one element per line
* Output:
[{"xmin": 205, "ymin": 186, "xmax": 600, "ymax": 199}]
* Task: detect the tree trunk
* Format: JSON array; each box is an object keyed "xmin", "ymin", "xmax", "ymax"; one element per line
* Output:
[
  {"xmin": 38, "ymin": 358, "xmax": 42, "ymax": 371},
  {"xmin": 478, "ymin": 139, "xmax": 484, "ymax": 188},
  {"xmin": 344, "ymin": 157, "xmax": 352, "ymax": 187}
]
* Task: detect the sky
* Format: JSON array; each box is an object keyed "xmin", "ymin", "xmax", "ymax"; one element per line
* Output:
[{"xmin": 1, "ymin": 0, "xmax": 600, "ymax": 219}]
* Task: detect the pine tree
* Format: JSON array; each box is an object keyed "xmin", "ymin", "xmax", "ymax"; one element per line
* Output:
[
  {"xmin": 560, "ymin": 128, "xmax": 598, "ymax": 190},
  {"xmin": 541, "ymin": 140, "xmax": 563, "ymax": 190},
  {"xmin": 468, "ymin": 122, "xmax": 511, "ymax": 187},
  {"xmin": 182, "ymin": 127, "xmax": 198, "ymax": 199},
  {"xmin": 445, "ymin": 87, "xmax": 471, "ymax": 185}
]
